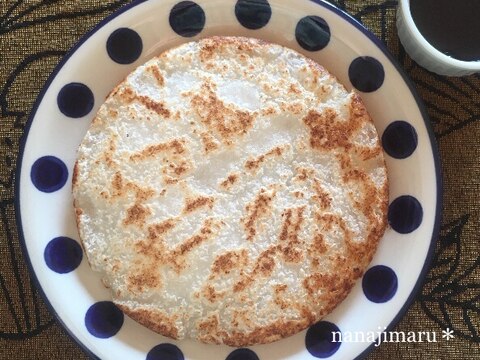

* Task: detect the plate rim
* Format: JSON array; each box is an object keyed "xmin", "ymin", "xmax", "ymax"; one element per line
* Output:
[{"xmin": 14, "ymin": 0, "xmax": 442, "ymax": 359}]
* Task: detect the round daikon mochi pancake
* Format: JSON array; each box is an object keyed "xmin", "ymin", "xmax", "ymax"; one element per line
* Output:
[{"xmin": 73, "ymin": 36, "xmax": 388, "ymax": 346}]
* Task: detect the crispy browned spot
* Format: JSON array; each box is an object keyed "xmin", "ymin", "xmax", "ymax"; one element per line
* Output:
[
  {"xmin": 130, "ymin": 139, "xmax": 186, "ymax": 161},
  {"xmin": 244, "ymin": 145, "xmax": 288, "ymax": 173},
  {"xmin": 101, "ymin": 136, "xmax": 117, "ymax": 168},
  {"xmin": 201, "ymin": 284, "xmax": 225, "ymax": 303},
  {"xmin": 280, "ymin": 102, "xmax": 304, "ymax": 115},
  {"xmin": 197, "ymin": 314, "xmax": 227, "ymax": 344},
  {"xmin": 127, "ymin": 270, "xmax": 161, "ymax": 293},
  {"xmin": 72, "ymin": 162, "xmax": 79, "ymax": 187},
  {"xmin": 278, "ymin": 206, "xmax": 306, "ymax": 263},
  {"xmin": 289, "ymin": 83, "xmax": 301, "ymax": 95},
  {"xmin": 117, "ymin": 305, "xmax": 179, "ymax": 339},
  {"xmin": 123, "ymin": 203, "xmax": 151, "ymax": 227},
  {"xmin": 191, "ymin": 81, "xmax": 255, "ymax": 143},
  {"xmin": 252, "ymin": 247, "xmax": 277, "ymax": 276},
  {"xmin": 241, "ymin": 187, "xmax": 277, "ymax": 241},
  {"xmin": 219, "ymin": 173, "xmax": 239, "ymax": 190},
  {"xmin": 303, "ymin": 95, "xmax": 370, "ymax": 152},
  {"xmin": 309, "ymin": 233, "xmax": 328, "ymax": 258},
  {"xmin": 233, "ymin": 246, "xmax": 277, "ymax": 293},
  {"xmin": 183, "ymin": 195, "xmax": 214, "ymax": 214},
  {"xmin": 147, "ymin": 218, "xmax": 178, "ymax": 242},
  {"xmin": 175, "ymin": 218, "xmax": 218, "ymax": 257},
  {"xmin": 210, "ymin": 249, "xmax": 248, "ymax": 277},
  {"xmin": 200, "ymin": 131, "xmax": 220, "ymax": 154},
  {"xmin": 111, "ymin": 171, "xmax": 123, "ymax": 196},
  {"xmin": 294, "ymin": 166, "xmax": 315, "ymax": 182},
  {"xmin": 312, "ymin": 178, "xmax": 332, "ymax": 210},
  {"xmin": 118, "ymin": 86, "xmax": 170, "ymax": 118},
  {"xmin": 146, "ymin": 64, "xmax": 165, "ymax": 87}
]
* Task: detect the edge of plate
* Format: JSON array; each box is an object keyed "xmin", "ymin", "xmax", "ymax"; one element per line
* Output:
[{"xmin": 14, "ymin": 0, "xmax": 442, "ymax": 359}]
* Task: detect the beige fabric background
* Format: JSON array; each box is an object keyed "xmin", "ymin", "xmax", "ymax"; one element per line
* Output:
[{"xmin": 0, "ymin": 0, "xmax": 478, "ymax": 359}]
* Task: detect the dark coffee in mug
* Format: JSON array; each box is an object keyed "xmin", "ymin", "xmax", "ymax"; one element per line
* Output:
[{"xmin": 410, "ymin": 0, "xmax": 480, "ymax": 61}]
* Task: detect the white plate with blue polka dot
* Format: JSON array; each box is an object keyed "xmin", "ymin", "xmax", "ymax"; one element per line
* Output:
[{"xmin": 16, "ymin": 0, "xmax": 442, "ymax": 359}]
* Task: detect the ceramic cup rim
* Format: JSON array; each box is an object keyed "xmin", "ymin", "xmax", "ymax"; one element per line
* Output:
[{"xmin": 398, "ymin": 0, "xmax": 480, "ymax": 71}]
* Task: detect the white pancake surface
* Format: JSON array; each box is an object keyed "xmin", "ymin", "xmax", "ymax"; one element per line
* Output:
[{"xmin": 73, "ymin": 36, "xmax": 388, "ymax": 346}]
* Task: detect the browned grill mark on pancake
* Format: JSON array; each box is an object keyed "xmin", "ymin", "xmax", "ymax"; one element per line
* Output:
[
  {"xmin": 123, "ymin": 203, "xmax": 152, "ymax": 227},
  {"xmin": 209, "ymin": 249, "xmax": 249, "ymax": 278},
  {"xmin": 108, "ymin": 171, "xmax": 124, "ymax": 198},
  {"xmin": 175, "ymin": 218, "xmax": 218, "ymax": 257},
  {"xmin": 129, "ymin": 139, "xmax": 187, "ymax": 161},
  {"xmin": 138, "ymin": 95, "xmax": 171, "ymax": 118},
  {"xmin": 279, "ymin": 206, "xmax": 306, "ymax": 263},
  {"xmin": 108, "ymin": 109, "xmax": 119, "ymax": 118},
  {"xmin": 241, "ymin": 187, "xmax": 277, "ymax": 241},
  {"xmin": 197, "ymin": 314, "xmax": 227, "ymax": 344},
  {"xmin": 273, "ymin": 284, "xmax": 291, "ymax": 310},
  {"xmin": 292, "ymin": 190, "xmax": 304, "ymax": 199},
  {"xmin": 253, "ymin": 246, "xmax": 277, "ymax": 276},
  {"xmin": 200, "ymin": 131, "xmax": 220, "ymax": 154},
  {"xmin": 219, "ymin": 172, "xmax": 239, "ymax": 190},
  {"xmin": 201, "ymin": 284, "xmax": 226, "ymax": 303},
  {"xmin": 130, "ymin": 216, "xmax": 221, "ymax": 293},
  {"xmin": 303, "ymin": 96, "xmax": 371, "ymax": 152},
  {"xmin": 147, "ymin": 218, "xmax": 178, "ymax": 242},
  {"xmin": 309, "ymin": 233, "xmax": 328, "ymax": 268},
  {"xmin": 72, "ymin": 162, "xmax": 79, "ymax": 187},
  {"xmin": 191, "ymin": 82, "xmax": 255, "ymax": 143},
  {"xmin": 312, "ymin": 178, "xmax": 332, "ymax": 210},
  {"xmin": 183, "ymin": 195, "xmax": 214, "ymax": 214},
  {"xmin": 316, "ymin": 213, "xmax": 354, "ymax": 245},
  {"xmin": 280, "ymin": 101, "xmax": 304, "ymax": 115},
  {"xmin": 102, "ymin": 172, "xmax": 156, "ymax": 201},
  {"xmin": 289, "ymin": 83, "xmax": 301, "ymax": 95},
  {"xmin": 127, "ymin": 270, "xmax": 161, "ymax": 293},
  {"xmin": 261, "ymin": 106, "xmax": 277, "ymax": 116},
  {"xmin": 117, "ymin": 305, "xmax": 179, "ymax": 339},
  {"xmin": 98, "ymin": 135, "xmax": 118, "ymax": 168},
  {"xmin": 164, "ymin": 218, "xmax": 223, "ymax": 273},
  {"xmin": 233, "ymin": 246, "xmax": 277, "ymax": 293},
  {"xmin": 118, "ymin": 86, "xmax": 171, "ymax": 118},
  {"xmin": 133, "ymin": 220, "xmax": 173, "ymax": 279},
  {"xmin": 146, "ymin": 64, "xmax": 165, "ymax": 87},
  {"xmin": 293, "ymin": 166, "xmax": 315, "ymax": 182},
  {"xmin": 244, "ymin": 145, "xmax": 288, "ymax": 173}
]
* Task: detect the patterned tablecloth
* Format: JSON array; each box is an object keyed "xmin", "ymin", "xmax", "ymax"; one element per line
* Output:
[{"xmin": 1, "ymin": 0, "xmax": 479, "ymax": 359}]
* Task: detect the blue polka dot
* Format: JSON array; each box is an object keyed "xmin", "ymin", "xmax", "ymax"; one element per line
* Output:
[
  {"xmin": 362, "ymin": 265, "xmax": 398, "ymax": 303},
  {"xmin": 226, "ymin": 348, "xmax": 259, "ymax": 360},
  {"xmin": 305, "ymin": 321, "xmax": 341, "ymax": 358},
  {"xmin": 295, "ymin": 16, "xmax": 331, "ymax": 52},
  {"xmin": 348, "ymin": 56, "xmax": 385, "ymax": 92},
  {"xmin": 147, "ymin": 343, "xmax": 184, "ymax": 360},
  {"xmin": 85, "ymin": 301, "xmax": 124, "ymax": 338},
  {"xmin": 44, "ymin": 237, "xmax": 82, "ymax": 274},
  {"xmin": 169, "ymin": 1, "xmax": 205, "ymax": 37},
  {"xmin": 382, "ymin": 121, "xmax": 418, "ymax": 159},
  {"xmin": 107, "ymin": 28, "xmax": 143, "ymax": 64},
  {"xmin": 57, "ymin": 82, "xmax": 94, "ymax": 118},
  {"xmin": 388, "ymin": 195, "xmax": 423, "ymax": 234},
  {"xmin": 30, "ymin": 156, "xmax": 68, "ymax": 193},
  {"xmin": 235, "ymin": 0, "xmax": 272, "ymax": 30}
]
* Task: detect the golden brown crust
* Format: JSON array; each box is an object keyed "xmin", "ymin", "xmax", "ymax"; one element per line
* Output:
[{"xmin": 116, "ymin": 304, "xmax": 179, "ymax": 339}]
